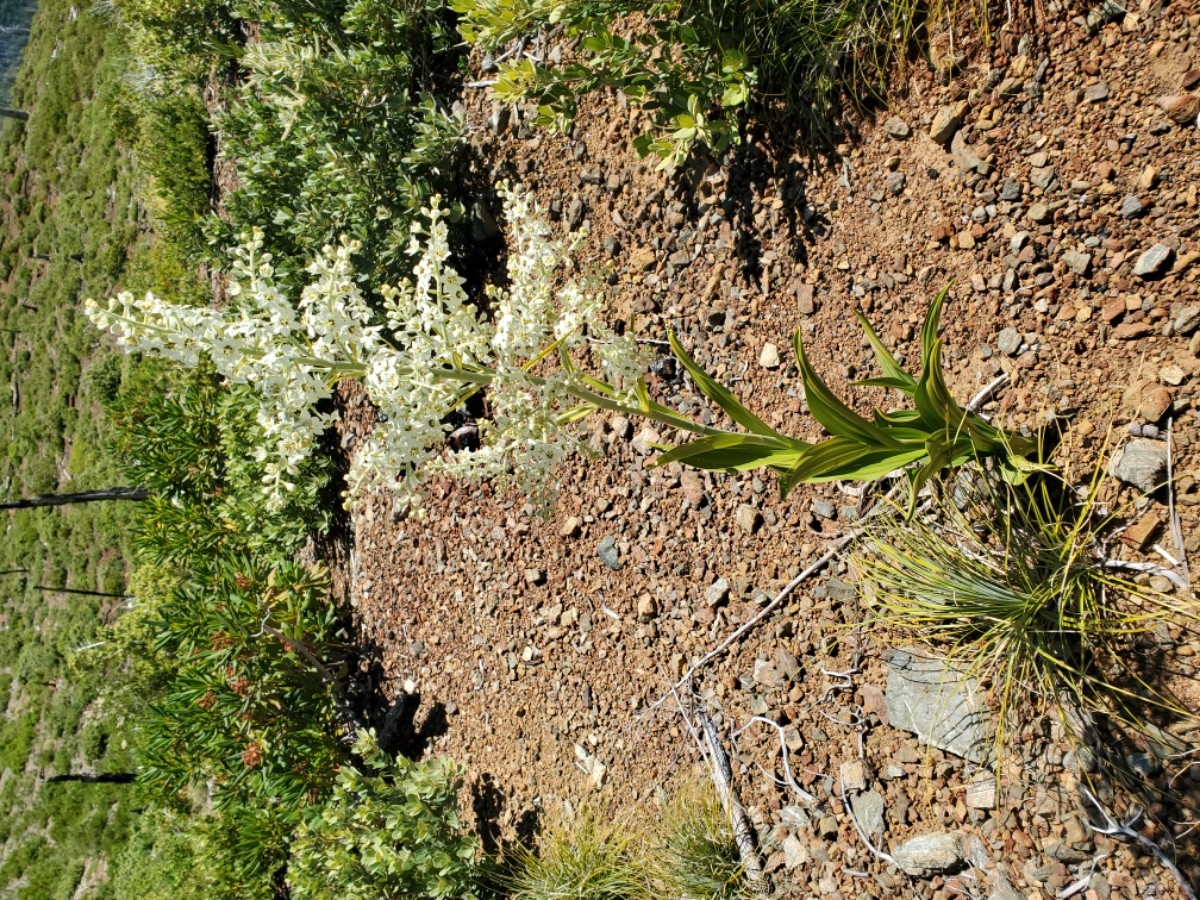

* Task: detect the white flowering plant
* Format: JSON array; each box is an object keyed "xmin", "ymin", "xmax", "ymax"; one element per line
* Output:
[{"xmin": 87, "ymin": 185, "xmax": 716, "ymax": 512}]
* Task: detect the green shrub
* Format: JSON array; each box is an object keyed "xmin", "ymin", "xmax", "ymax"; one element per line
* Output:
[{"xmin": 288, "ymin": 730, "xmax": 480, "ymax": 900}]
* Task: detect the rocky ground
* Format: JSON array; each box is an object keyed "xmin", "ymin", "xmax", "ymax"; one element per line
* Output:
[{"xmin": 335, "ymin": 1, "xmax": 1200, "ymax": 896}]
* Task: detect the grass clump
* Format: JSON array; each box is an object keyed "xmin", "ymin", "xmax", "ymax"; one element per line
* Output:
[
  {"xmin": 643, "ymin": 781, "xmax": 747, "ymax": 900},
  {"xmin": 507, "ymin": 805, "xmax": 643, "ymax": 900},
  {"xmin": 853, "ymin": 462, "xmax": 1200, "ymax": 755}
]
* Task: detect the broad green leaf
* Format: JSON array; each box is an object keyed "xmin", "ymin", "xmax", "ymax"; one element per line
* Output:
[
  {"xmin": 793, "ymin": 329, "xmax": 897, "ymax": 446},
  {"xmin": 668, "ymin": 332, "xmax": 784, "ymax": 439},
  {"xmin": 855, "ymin": 310, "xmax": 915, "ymax": 387},
  {"xmin": 652, "ymin": 433, "xmax": 807, "ymax": 473},
  {"xmin": 785, "ymin": 436, "xmax": 926, "ymax": 484},
  {"xmin": 854, "ymin": 376, "xmax": 918, "ymax": 395}
]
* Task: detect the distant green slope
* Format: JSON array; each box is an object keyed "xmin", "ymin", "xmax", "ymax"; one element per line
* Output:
[{"xmin": 0, "ymin": 0, "xmax": 146, "ymax": 895}]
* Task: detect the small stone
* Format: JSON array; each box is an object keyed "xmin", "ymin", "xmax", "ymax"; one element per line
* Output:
[
  {"xmin": 1062, "ymin": 250, "xmax": 1091, "ymax": 276},
  {"xmin": 965, "ymin": 772, "xmax": 997, "ymax": 809},
  {"xmin": 736, "ymin": 504, "xmax": 761, "ymax": 535},
  {"xmin": 997, "ymin": 327, "xmax": 1022, "ymax": 356},
  {"xmin": 1119, "ymin": 195, "xmax": 1145, "ymax": 219},
  {"xmin": 1000, "ymin": 179, "xmax": 1022, "ymax": 201},
  {"xmin": 893, "ymin": 832, "xmax": 966, "ymax": 876},
  {"xmin": 705, "ymin": 578, "xmax": 730, "ymax": 607},
  {"xmin": 1139, "ymin": 165, "xmax": 1160, "ymax": 190},
  {"xmin": 883, "ymin": 116, "xmax": 911, "ymax": 139},
  {"xmin": 1156, "ymin": 93, "xmax": 1200, "ymax": 124},
  {"xmin": 1133, "ymin": 244, "xmax": 1173, "ymax": 278},
  {"xmin": 886, "ymin": 171, "xmax": 907, "ymax": 195},
  {"xmin": 759, "ymin": 342, "xmax": 781, "ymax": 369},
  {"xmin": 597, "ymin": 535, "xmax": 622, "ymax": 570},
  {"xmin": 817, "ymin": 815, "xmax": 839, "ymax": 840},
  {"xmin": 1160, "ymin": 365, "xmax": 1186, "ymax": 386},
  {"xmin": 782, "ymin": 835, "xmax": 809, "ymax": 870},
  {"xmin": 851, "ymin": 790, "xmax": 887, "ymax": 837},
  {"xmin": 1030, "ymin": 165, "xmax": 1056, "ymax": 190},
  {"xmin": 754, "ymin": 659, "xmax": 787, "ymax": 690},
  {"xmin": 1107, "ymin": 439, "xmax": 1168, "ymax": 494},
  {"xmin": 840, "ymin": 759, "xmax": 868, "ymax": 792},
  {"xmin": 796, "ymin": 283, "xmax": 816, "ymax": 315},
  {"xmin": 951, "ymin": 131, "xmax": 990, "ymax": 175},
  {"xmin": 524, "ymin": 568, "xmax": 545, "ymax": 585},
  {"xmin": 812, "ymin": 499, "xmax": 836, "ymax": 520},
  {"xmin": 780, "ymin": 806, "xmax": 812, "ymax": 830},
  {"xmin": 886, "ymin": 650, "xmax": 989, "ymax": 762},
  {"xmin": 1112, "ymin": 322, "xmax": 1152, "ymax": 340},
  {"xmin": 957, "ymin": 231, "xmax": 976, "ymax": 250},
  {"xmin": 1122, "ymin": 379, "xmax": 1172, "ymax": 421},
  {"xmin": 1010, "ymin": 230, "xmax": 1030, "ymax": 252},
  {"xmin": 1120, "ymin": 513, "xmax": 1161, "ymax": 550},
  {"xmin": 560, "ymin": 516, "xmax": 582, "ymax": 538},
  {"xmin": 680, "ymin": 471, "xmax": 705, "ymax": 506},
  {"xmin": 930, "ymin": 103, "xmax": 966, "ymax": 145},
  {"xmin": 1084, "ymin": 82, "xmax": 1110, "ymax": 102},
  {"xmin": 1127, "ymin": 751, "xmax": 1161, "ymax": 777},
  {"xmin": 1173, "ymin": 305, "xmax": 1199, "ymax": 334},
  {"xmin": 636, "ymin": 594, "xmax": 657, "ymax": 622},
  {"xmin": 1027, "ymin": 203, "xmax": 1051, "ymax": 224}
]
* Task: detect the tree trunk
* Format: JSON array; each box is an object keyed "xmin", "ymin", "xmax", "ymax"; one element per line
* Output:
[
  {"xmin": 0, "ymin": 487, "xmax": 148, "ymax": 510},
  {"xmin": 46, "ymin": 773, "xmax": 136, "ymax": 784},
  {"xmin": 1, "ymin": 108, "xmax": 29, "ymax": 122}
]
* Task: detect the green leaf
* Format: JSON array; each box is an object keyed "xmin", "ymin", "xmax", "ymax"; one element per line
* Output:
[
  {"xmin": 784, "ymin": 436, "xmax": 926, "ymax": 484},
  {"xmin": 792, "ymin": 329, "xmax": 896, "ymax": 446},
  {"xmin": 652, "ymin": 433, "xmax": 807, "ymax": 473},
  {"xmin": 721, "ymin": 83, "xmax": 747, "ymax": 107},
  {"xmin": 668, "ymin": 332, "xmax": 787, "ymax": 439},
  {"xmin": 854, "ymin": 309, "xmax": 916, "ymax": 388},
  {"xmin": 853, "ymin": 376, "xmax": 918, "ymax": 394}
]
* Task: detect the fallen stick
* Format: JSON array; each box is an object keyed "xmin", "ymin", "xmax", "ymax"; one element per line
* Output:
[
  {"xmin": 1167, "ymin": 418, "xmax": 1192, "ymax": 589},
  {"xmin": 697, "ymin": 703, "xmax": 769, "ymax": 895}
]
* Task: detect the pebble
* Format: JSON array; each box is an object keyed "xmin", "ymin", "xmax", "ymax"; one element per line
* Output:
[
  {"xmin": 851, "ymin": 790, "xmax": 886, "ymax": 837},
  {"xmin": 1157, "ymin": 93, "xmax": 1200, "ymax": 124},
  {"xmin": 886, "ymin": 171, "xmax": 907, "ymax": 195},
  {"xmin": 1062, "ymin": 250, "xmax": 1091, "ymax": 276},
  {"xmin": 1160, "ymin": 365, "xmax": 1186, "ymax": 386},
  {"xmin": 997, "ymin": 327, "xmax": 1022, "ymax": 356},
  {"xmin": 1027, "ymin": 203, "xmax": 1051, "ymax": 224},
  {"xmin": 636, "ymin": 594, "xmax": 657, "ymax": 622},
  {"xmin": 1084, "ymin": 82, "xmax": 1110, "ymax": 102},
  {"xmin": 812, "ymin": 499, "xmax": 836, "ymax": 520},
  {"xmin": 705, "ymin": 578, "xmax": 730, "ymax": 607},
  {"xmin": 759, "ymin": 342, "xmax": 781, "ymax": 369},
  {"xmin": 1000, "ymin": 179, "xmax": 1022, "ymax": 201},
  {"xmin": 596, "ymin": 535, "xmax": 622, "ymax": 570},
  {"xmin": 840, "ymin": 759, "xmax": 868, "ymax": 792},
  {"xmin": 1133, "ymin": 243, "xmax": 1173, "ymax": 278},
  {"xmin": 1174, "ymin": 305, "xmax": 1199, "ymax": 335},
  {"xmin": 1107, "ymin": 439, "xmax": 1168, "ymax": 493},
  {"xmin": 930, "ymin": 102, "xmax": 966, "ymax": 145},
  {"xmin": 951, "ymin": 131, "xmax": 990, "ymax": 175},
  {"xmin": 736, "ymin": 504, "xmax": 761, "ymax": 534},
  {"xmin": 893, "ymin": 832, "xmax": 965, "ymax": 876},
  {"xmin": 883, "ymin": 116, "xmax": 911, "ymax": 139},
  {"xmin": 1119, "ymin": 194, "xmax": 1145, "ymax": 219}
]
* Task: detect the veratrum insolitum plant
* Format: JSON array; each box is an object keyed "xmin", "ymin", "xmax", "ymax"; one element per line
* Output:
[{"xmin": 87, "ymin": 187, "xmax": 1037, "ymax": 511}]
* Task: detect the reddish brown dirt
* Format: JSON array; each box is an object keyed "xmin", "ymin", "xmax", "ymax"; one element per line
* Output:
[{"xmin": 338, "ymin": 3, "xmax": 1200, "ymax": 897}]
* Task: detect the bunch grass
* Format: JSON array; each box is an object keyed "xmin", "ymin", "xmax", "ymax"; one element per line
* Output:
[
  {"xmin": 853, "ymin": 460, "xmax": 1200, "ymax": 757},
  {"xmin": 505, "ymin": 804, "xmax": 643, "ymax": 900},
  {"xmin": 640, "ymin": 779, "xmax": 748, "ymax": 900}
]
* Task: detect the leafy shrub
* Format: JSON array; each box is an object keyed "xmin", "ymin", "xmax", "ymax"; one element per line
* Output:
[
  {"xmin": 288, "ymin": 730, "xmax": 480, "ymax": 900},
  {"xmin": 853, "ymin": 463, "xmax": 1200, "ymax": 754},
  {"xmin": 134, "ymin": 90, "xmax": 212, "ymax": 256},
  {"xmin": 114, "ymin": 0, "xmax": 240, "ymax": 59},
  {"xmin": 454, "ymin": 0, "xmax": 923, "ymax": 162}
]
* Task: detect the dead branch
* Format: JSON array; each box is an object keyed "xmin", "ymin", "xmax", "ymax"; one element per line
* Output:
[
  {"xmin": 1167, "ymin": 418, "xmax": 1191, "ymax": 589},
  {"xmin": 732, "ymin": 715, "xmax": 820, "ymax": 807}
]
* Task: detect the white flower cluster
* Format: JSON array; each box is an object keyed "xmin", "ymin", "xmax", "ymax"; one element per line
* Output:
[{"xmin": 86, "ymin": 185, "xmax": 644, "ymax": 512}]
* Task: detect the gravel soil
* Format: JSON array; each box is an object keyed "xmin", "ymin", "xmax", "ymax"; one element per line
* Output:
[{"xmin": 334, "ymin": 2, "xmax": 1200, "ymax": 896}]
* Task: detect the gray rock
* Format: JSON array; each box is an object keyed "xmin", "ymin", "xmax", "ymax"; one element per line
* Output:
[
  {"xmin": 892, "ymin": 832, "xmax": 965, "ymax": 876},
  {"xmin": 1119, "ymin": 194, "xmax": 1145, "ymax": 219},
  {"xmin": 951, "ymin": 131, "xmax": 990, "ymax": 175},
  {"xmin": 780, "ymin": 805, "xmax": 812, "ymax": 829},
  {"xmin": 1084, "ymin": 82, "xmax": 1110, "ymax": 102},
  {"xmin": 883, "ymin": 116, "xmax": 911, "ymax": 139},
  {"xmin": 705, "ymin": 577, "xmax": 730, "ymax": 607},
  {"xmin": 1107, "ymin": 438, "xmax": 1167, "ymax": 493},
  {"xmin": 754, "ymin": 659, "xmax": 787, "ymax": 690},
  {"xmin": 851, "ymin": 790, "xmax": 887, "ymax": 837},
  {"xmin": 1173, "ymin": 305, "xmax": 1199, "ymax": 335},
  {"xmin": 885, "ymin": 649, "xmax": 990, "ymax": 763},
  {"xmin": 825, "ymin": 576, "xmax": 856, "ymax": 602},
  {"xmin": 1062, "ymin": 250, "xmax": 1091, "ymax": 276},
  {"xmin": 596, "ymin": 535, "xmax": 622, "ymax": 570},
  {"xmin": 997, "ymin": 327, "xmax": 1022, "ymax": 356},
  {"xmin": 886, "ymin": 171, "xmax": 907, "ymax": 195},
  {"xmin": 782, "ymin": 835, "xmax": 808, "ymax": 870},
  {"xmin": 1009, "ymin": 230, "xmax": 1030, "ymax": 252},
  {"xmin": 812, "ymin": 499, "xmax": 836, "ymax": 520},
  {"xmin": 1030, "ymin": 165, "xmax": 1056, "ymax": 190},
  {"xmin": 999, "ymin": 179, "xmax": 1022, "ymax": 201},
  {"xmin": 1133, "ymin": 243, "xmax": 1173, "ymax": 278},
  {"xmin": 1027, "ymin": 202, "xmax": 1051, "ymax": 224}
]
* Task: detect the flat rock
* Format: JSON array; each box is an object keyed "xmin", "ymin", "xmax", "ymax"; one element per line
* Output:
[
  {"xmin": 883, "ymin": 116, "xmax": 911, "ymax": 139},
  {"xmin": 1107, "ymin": 439, "xmax": 1167, "ymax": 493},
  {"xmin": 885, "ymin": 649, "xmax": 990, "ymax": 763},
  {"xmin": 1062, "ymin": 250, "xmax": 1091, "ymax": 276},
  {"xmin": 1133, "ymin": 243, "xmax": 1173, "ymax": 278},
  {"xmin": 950, "ymin": 131, "xmax": 990, "ymax": 175},
  {"xmin": 736, "ymin": 504, "xmax": 761, "ymax": 534},
  {"xmin": 965, "ymin": 771, "xmax": 996, "ymax": 809},
  {"xmin": 1122, "ymin": 378, "xmax": 1172, "ymax": 421},
  {"xmin": 930, "ymin": 102, "xmax": 966, "ymax": 145},
  {"xmin": 997, "ymin": 327, "xmax": 1022, "ymax": 356},
  {"xmin": 1027, "ymin": 203, "xmax": 1051, "ymax": 224},
  {"xmin": 851, "ymin": 789, "xmax": 886, "ymax": 837},
  {"xmin": 886, "ymin": 171, "xmax": 907, "ymax": 195},
  {"xmin": 596, "ymin": 535, "xmax": 622, "ymax": 570},
  {"xmin": 1119, "ymin": 194, "xmax": 1145, "ymax": 219},
  {"xmin": 1157, "ymin": 93, "xmax": 1200, "ymax": 124},
  {"xmin": 892, "ymin": 832, "xmax": 966, "ymax": 876},
  {"xmin": 1084, "ymin": 82, "xmax": 1110, "ymax": 102},
  {"xmin": 705, "ymin": 577, "xmax": 730, "ymax": 607},
  {"xmin": 759, "ymin": 342, "xmax": 781, "ymax": 369},
  {"xmin": 1174, "ymin": 305, "xmax": 1199, "ymax": 335}
]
